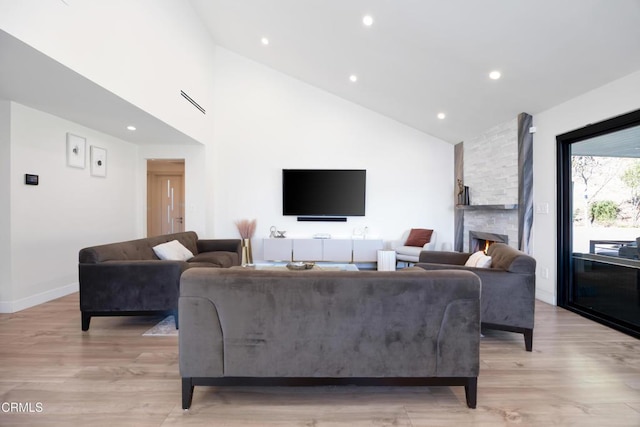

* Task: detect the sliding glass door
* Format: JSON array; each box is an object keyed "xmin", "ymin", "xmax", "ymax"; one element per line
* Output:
[{"xmin": 557, "ymin": 109, "xmax": 640, "ymax": 338}]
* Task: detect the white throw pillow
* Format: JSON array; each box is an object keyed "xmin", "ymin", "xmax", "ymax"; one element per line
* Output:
[
  {"xmin": 465, "ymin": 251, "xmax": 492, "ymax": 268},
  {"xmin": 465, "ymin": 251, "xmax": 485, "ymax": 267},
  {"xmin": 475, "ymin": 255, "xmax": 492, "ymax": 268},
  {"xmin": 153, "ymin": 240, "xmax": 194, "ymax": 261}
]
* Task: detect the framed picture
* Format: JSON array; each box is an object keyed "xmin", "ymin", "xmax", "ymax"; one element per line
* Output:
[
  {"xmin": 66, "ymin": 133, "xmax": 86, "ymax": 168},
  {"xmin": 90, "ymin": 146, "xmax": 107, "ymax": 177}
]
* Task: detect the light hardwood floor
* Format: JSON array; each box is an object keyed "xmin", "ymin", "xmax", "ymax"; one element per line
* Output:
[{"xmin": 1, "ymin": 294, "xmax": 639, "ymax": 426}]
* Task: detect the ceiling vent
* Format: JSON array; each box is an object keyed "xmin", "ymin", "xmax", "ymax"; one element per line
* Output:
[{"xmin": 180, "ymin": 90, "xmax": 206, "ymax": 114}]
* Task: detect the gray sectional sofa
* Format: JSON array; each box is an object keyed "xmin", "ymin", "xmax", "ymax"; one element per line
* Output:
[
  {"xmin": 79, "ymin": 231, "xmax": 241, "ymax": 331},
  {"xmin": 179, "ymin": 267, "xmax": 481, "ymax": 409},
  {"xmin": 417, "ymin": 243, "xmax": 536, "ymax": 351}
]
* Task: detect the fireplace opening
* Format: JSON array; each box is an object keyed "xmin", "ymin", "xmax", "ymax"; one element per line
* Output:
[{"xmin": 469, "ymin": 231, "xmax": 508, "ymax": 253}]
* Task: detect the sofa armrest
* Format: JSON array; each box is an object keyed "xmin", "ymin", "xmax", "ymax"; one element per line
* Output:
[
  {"xmin": 179, "ymin": 296, "xmax": 224, "ymax": 378},
  {"xmin": 388, "ymin": 238, "xmax": 402, "ymax": 250},
  {"xmin": 79, "ymin": 260, "xmax": 187, "ymax": 311},
  {"xmin": 418, "ymin": 251, "xmax": 469, "ymax": 265}
]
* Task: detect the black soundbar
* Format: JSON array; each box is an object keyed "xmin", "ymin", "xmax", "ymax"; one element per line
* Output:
[{"xmin": 297, "ymin": 217, "xmax": 347, "ymax": 222}]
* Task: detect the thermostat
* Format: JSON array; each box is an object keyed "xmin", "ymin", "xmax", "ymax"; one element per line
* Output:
[{"xmin": 25, "ymin": 174, "xmax": 39, "ymax": 185}]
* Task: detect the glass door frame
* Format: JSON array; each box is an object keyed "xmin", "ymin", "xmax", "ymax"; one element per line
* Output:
[{"xmin": 556, "ymin": 108, "xmax": 640, "ymax": 339}]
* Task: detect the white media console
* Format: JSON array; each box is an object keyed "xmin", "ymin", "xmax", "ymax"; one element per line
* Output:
[{"xmin": 263, "ymin": 238, "xmax": 384, "ymax": 263}]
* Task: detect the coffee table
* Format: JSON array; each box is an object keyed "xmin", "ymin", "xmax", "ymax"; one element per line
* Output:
[{"xmin": 247, "ymin": 263, "xmax": 359, "ymax": 271}]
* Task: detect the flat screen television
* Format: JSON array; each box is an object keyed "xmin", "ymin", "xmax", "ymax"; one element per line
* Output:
[{"xmin": 282, "ymin": 169, "xmax": 366, "ymax": 217}]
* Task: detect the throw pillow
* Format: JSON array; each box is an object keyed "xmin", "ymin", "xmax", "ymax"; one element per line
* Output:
[
  {"xmin": 465, "ymin": 251, "xmax": 485, "ymax": 267},
  {"xmin": 153, "ymin": 240, "xmax": 194, "ymax": 261},
  {"xmin": 475, "ymin": 255, "xmax": 492, "ymax": 268},
  {"xmin": 465, "ymin": 251, "xmax": 492, "ymax": 268},
  {"xmin": 404, "ymin": 228, "xmax": 433, "ymax": 247}
]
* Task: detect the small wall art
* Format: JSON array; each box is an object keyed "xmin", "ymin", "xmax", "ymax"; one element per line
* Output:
[
  {"xmin": 90, "ymin": 146, "xmax": 107, "ymax": 177},
  {"xmin": 66, "ymin": 133, "xmax": 86, "ymax": 169}
]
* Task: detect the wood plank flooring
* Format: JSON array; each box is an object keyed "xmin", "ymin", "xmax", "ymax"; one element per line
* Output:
[{"xmin": 1, "ymin": 293, "xmax": 639, "ymax": 426}]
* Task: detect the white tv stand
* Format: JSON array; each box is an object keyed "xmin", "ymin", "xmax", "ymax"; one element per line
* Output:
[{"xmin": 263, "ymin": 238, "xmax": 383, "ymax": 263}]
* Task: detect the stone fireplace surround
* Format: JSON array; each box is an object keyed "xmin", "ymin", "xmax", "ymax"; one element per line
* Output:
[{"xmin": 454, "ymin": 113, "xmax": 533, "ymax": 254}]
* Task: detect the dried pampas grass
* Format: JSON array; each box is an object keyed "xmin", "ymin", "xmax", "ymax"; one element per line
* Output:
[{"xmin": 235, "ymin": 219, "xmax": 257, "ymax": 239}]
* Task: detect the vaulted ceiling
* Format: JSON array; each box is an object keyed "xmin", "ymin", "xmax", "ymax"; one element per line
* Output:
[
  {"xmin": 190, "ymin": 0, "xmax": 640, "ymax": 143},
  {"xmin": 0, "ymin": 30, "xmax": 201, "ymax": 146},
  {"xmin": 1, "ymin": 1, "xmax": 639, "ymax": 146}
]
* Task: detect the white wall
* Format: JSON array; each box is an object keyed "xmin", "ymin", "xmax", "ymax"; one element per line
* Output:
[
  {"xmin": 533, "ymin": 69, "xmax": 640, "ymax": 305},
  {"xmin": 0, "ymin": 101, "xmax": 11, "ymax": 303},
  {"xmin": 1, "ymin": 102, "xmax": 139, "ymax": 312},
  {"xmin": 0, "ymin": 0, "xmax": 216, "ymax": 144},
  {"xmin": 209, "ymin": 48, "xmax": 455, "ymax": 257}
]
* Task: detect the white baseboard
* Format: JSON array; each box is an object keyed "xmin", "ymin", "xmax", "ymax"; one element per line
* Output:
[
  {"xmin": 535, "ymin": 288, "xmax": 557, "ymax": 306},
  {"xmin": 0, "ymin": 282, "xmax": 78, "ymax": 313}
]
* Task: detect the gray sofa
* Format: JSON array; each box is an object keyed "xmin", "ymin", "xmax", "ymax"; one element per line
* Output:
[
  {"xmin": 179, "ymin": 267, "xmax": 481, "ymax": 409},
  {"xmin": 417, "ymin": 243, "xmax": 536, "ymax": 351},
  {"xmin": 79, "ymin": 231, "xmax": 241, "ymax": 331}
]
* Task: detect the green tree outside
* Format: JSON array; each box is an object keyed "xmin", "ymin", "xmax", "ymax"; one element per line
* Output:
[
  {"xmin": 589, "ymin": 200, "xmax": 619, "ymax": 224},
  {"xmin": 620, "ymin": 162, "xmax": 640, "ymax": 225}
]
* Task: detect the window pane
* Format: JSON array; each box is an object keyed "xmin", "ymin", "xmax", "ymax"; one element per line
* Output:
[{"xmin": 570, "ymin": 124, "xmax": 640, "ymax": 329}]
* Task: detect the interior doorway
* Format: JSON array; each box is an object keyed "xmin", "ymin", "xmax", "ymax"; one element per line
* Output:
[{"xmin": 147, "ymin": 159, "xmax": 185, "ymax": 237}]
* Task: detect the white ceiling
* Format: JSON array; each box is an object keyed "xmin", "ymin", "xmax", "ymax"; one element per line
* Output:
[
  {"xmin": 1, "ymin": 1, "xmax": 640, "ymax": 147},
  {"xmin": 190, "ymin": 0, "xmax": 640, "ymax": 143},
  {"xmin": 0, "ymin": 30, "xmax": 201, "ymax": 146}
]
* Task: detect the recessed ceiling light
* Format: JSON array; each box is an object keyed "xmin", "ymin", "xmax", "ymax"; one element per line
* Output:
[
  {"xmin": 489, "ymin": 70, "xmax": 501, "ymax": 80},
  {"xmin": 349, "ymin": 74, "xmax": 358, "ymax": 82},
  {"xmin": 362, "ymin": 15, "xmax": 374, "ymax": 26},
  {"xmin": 437, "ymin": 113, "xmax": 446, "ymax": 120},
  {"xmin": 127, "ymin": 125, "xmax": 136, "ymax": 131},
  {"xmin": 261, "ymin": 37, "xmax": 269, "ymax": 45}
]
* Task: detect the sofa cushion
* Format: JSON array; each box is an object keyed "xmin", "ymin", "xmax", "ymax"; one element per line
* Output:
[
  {"xmin": 396, "ymin": 245, "xmax": 423, "ymax": 257},
  {"xmin": 188, "ymin": 251, "xmax": 239, "ymax": 268},
  {"xmin": 405, "ymin": 228, "xmax": 433, "ymax": 247},
  {"xmin": 153, "ymin": 240, "xmax": 195, "ymax": 261}
]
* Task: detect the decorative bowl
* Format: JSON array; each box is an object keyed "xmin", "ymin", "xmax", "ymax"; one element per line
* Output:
[{"xmin": 286, "ymin": 262, "xmax": 314, "ymax": 270}]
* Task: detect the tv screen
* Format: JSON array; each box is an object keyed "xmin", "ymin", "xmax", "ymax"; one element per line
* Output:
[{"xmin": 282, "ymin": 169, "xmax": 366, "ymax": 217}]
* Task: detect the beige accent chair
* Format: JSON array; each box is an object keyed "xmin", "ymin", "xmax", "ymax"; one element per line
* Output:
[{"xmin": 390, "ymin": 229, "xmax": 437, "ymax": 266}]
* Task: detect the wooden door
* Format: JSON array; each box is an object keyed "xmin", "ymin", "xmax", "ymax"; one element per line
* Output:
[
  {"xmin": 147, "ymin": 160, "xmax": 185, "ymax": 237},
  {"xmin": 159, "ymin": 175, "xmax": 184, "ymax": 235}
]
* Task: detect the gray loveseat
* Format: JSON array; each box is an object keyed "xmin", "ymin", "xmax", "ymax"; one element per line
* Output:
[
  {"xmin": 417, "ymin": 243, "xmax": 536, "ymax": 351},
  {"xmin": 79, "ymin": 231, "xmax": 241, "ymax": 331},
  {"xmin": 179, "ymin": 267, "xmax": 481, "ymax": 409}
]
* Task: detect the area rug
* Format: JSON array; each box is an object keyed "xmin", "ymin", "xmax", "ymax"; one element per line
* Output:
[{"xmin": 143, "ymin": 316, "xmax": 178, "ymax": 336}]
